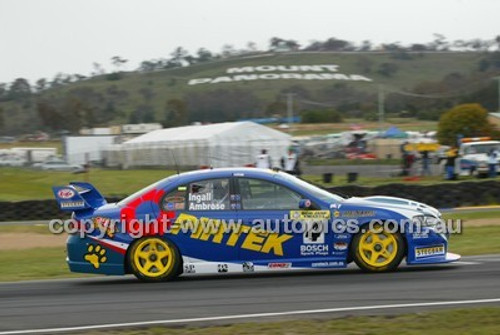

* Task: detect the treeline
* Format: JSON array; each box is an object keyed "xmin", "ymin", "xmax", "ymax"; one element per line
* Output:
[{"xmin": 1, "ymin": 35, "xmax": 500, "ymax": 135}]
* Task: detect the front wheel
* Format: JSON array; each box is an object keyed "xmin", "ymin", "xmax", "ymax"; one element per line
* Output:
[
  {"xmin": 351, "ymin": 225, "xmax": 405, "ymax": 272},
  {"xmin": 128, "ymin": 237, "xmax": 181, "ymax": 282}
]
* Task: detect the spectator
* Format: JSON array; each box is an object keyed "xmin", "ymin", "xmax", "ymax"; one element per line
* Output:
[
  {"xmin": 255, "ymin": 149, "xmax": 272, "ymax": 169},
  {"xmin": 420, "ymin": 150, "xmax": 431, "ymax": 176},
  {"xmin": 445, "ymin": 147, "xmax": 458, "ymax": 180},
  {"xmin": 488, "ymin": 148, "xmax": 498, "ymax": 178},
  {"xmin": 284, "ymin": 147, "xmax": 300, "ymax": 176}
]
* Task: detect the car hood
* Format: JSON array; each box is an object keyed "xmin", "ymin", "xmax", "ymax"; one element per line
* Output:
[{"xmin": 341, "ymin": 195, "xmax": 441, "ymax": 218}]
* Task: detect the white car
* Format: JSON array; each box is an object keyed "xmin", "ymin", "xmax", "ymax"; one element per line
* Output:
[
  {"xmin": 33, "ymin": 159, "xmax": 84, "ymax": 172},
  {"xmin": 458, "ymin": 139, "xmax": 500, "ymax": 177},
  {"xmin": 0, "ymin": 156, "xmax": 26, "ymax": 167}
]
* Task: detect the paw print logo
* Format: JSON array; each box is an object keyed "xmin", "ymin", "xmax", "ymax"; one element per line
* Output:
[{"xmin": 84, "ymin": 244, "xmax": 107, "ymax": 269}]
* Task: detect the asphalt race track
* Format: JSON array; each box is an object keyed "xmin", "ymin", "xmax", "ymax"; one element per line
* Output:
[{"xmin": 0, "ymin": 255, "xmax": 500, "ymax": 334}]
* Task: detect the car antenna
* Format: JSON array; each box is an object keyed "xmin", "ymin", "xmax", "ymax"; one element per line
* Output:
[{"xmin": 169, "ymin": 149, "xmax": 180, "ymax": 175}]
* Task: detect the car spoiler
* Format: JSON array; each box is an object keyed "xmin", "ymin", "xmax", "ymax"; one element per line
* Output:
[{"xmin": 52, "ymin": 182, "xmax": 107, "ymax": 212}]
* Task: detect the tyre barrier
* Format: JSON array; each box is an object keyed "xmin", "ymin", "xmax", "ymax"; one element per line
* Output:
[
  {"xmin": 0, "ymin": 197, "xmax": 122, "ymax": 222},
  {"xmin": 0, "ymin": 181, "xmax": 499, "ymax": 222},
  {"xmin": 327, "ymin": 180, "xmax": 500, "ymax": 209}
]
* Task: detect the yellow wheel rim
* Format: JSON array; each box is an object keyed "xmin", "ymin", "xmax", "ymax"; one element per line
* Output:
[
  {"xmin": 358, "ymin": 227, "xmax": 398, "ymax": 268},
  {"xmin": 133, "ymin": 238, "xmax": 174, "ymax": 278}
]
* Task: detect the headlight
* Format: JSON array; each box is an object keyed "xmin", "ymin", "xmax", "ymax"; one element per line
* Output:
[{"xmin": 412, "ymin": 215, "xmax": 439, "ymax": 228}]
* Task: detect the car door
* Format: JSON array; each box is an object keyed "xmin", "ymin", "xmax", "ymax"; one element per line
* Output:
[
  {"xmin": 234, "ymin": 176, "xmax": 334, "ymax": 269},
  {"xmin": 165, "ymin": 177, "xmax": 240, "ymax": 264}
]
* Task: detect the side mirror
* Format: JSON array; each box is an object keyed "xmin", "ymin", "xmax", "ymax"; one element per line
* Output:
[{"xmin": 299, "ymin": 199, "xmax": 312, "ymax": 209}]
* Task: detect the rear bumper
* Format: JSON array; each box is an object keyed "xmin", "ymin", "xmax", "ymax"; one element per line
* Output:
[{"xmin": 66, "ymin": 234, "xmax": 126, "ymax": 275}]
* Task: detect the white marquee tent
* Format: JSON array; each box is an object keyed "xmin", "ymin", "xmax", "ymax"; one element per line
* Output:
[{"xmin": 104, "ymin": 122, "xmax": 292, "ymax": 168}]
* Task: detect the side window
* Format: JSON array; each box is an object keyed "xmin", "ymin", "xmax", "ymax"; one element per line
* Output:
[
  {"xmin": 161, "ymin": 186, "xmax": 187, "ymax": 211},
  {"xmin": 237, "ymin": 178, "xmax": 302, "ymax": 210},
  {"xmin": 188, "ymin": 178, "xmax": 230, "ymax": 211}
]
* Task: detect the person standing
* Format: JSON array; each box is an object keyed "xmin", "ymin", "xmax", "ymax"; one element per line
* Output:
[
  {"xmin": 284, "ymin": 148, "xmax": 299, "ymax": 176},
  {"xmin": 488, "ymin": 148, "xmax": 498, "ymax": 178},
  {"xmin": 256, "ymin": 149, "xmax": 272, "ymax": 169},
  {"xmin": 420, "ymin": 150, "xmax": 431, "ymax": 176},
  {"xmin": 445, "ymin": 147, "xmax": 458, "ymax": 180}
]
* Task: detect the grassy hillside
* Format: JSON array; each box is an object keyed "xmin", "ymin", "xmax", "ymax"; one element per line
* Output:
[{"xmin": 0, "ymin": 51, "xmax": 496, "ymax": 134}]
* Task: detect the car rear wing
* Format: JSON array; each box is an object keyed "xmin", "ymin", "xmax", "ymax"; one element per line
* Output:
[{"xmin": 52, "ymin": 182, "xmax": 107, "ymax": 212}]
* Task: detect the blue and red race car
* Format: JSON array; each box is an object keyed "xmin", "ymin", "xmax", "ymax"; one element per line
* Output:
[{"xmin": 53, "ymin": 168, "xmax": 460, "ymax": 282}]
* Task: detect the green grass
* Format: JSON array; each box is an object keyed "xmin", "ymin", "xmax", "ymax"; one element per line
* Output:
[
  {"xmin": 78, "ymin": 307, "xmax": 500, "ymax": 335},
  {"xmin": 444, "ymin": 210, "xmax": 500, "ymax": 221},
  {"xmin": 0, "ymin": 168, "xmax": 176, "ymax": 201},
  {"xmin": 0, "ymin": 247, "xmax": 90, "ymax": 282},
  {"xmin": 4, "ymin": 167, "xmax": 499, "ymax": 201},
  {"xmin": 448, "ymin": 225, "xmax": 500, "ymax": 255}
]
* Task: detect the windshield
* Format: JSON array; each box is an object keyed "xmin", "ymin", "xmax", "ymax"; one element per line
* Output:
[
  {"xmin": 117, "ymin": 175, "xmax": 176, "ymax": 206},
  {"xmin": 466, "ymin": 143, "xmax": 500, "ymax": 155},
  {"xmin": 276, "ymin": 173, "xmax": 345, "ymax": 203}
]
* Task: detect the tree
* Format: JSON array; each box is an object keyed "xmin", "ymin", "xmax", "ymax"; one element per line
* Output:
[
  {"xmin": 35, "ymin": 78, "xmax": 47, "ymax": 92},
  {"xmin": 169, "ymin": 47, "xmax": 189, "ymax": 66},
  {"xmin": 196, "ymin": 48, "xmax": 213, "ymax": 62},
  {"xmin": 164, "ymin": 98, "xmax": 188, "ymax": 127},
  {"xmin": 111, "ymin": 56, "xmax": 128, "ymax": 71},
  {"xmin": 8, "ymin": 78, "xmax": 31, "ymax": 100},
  {"xmin": 301, "ymin": 108, "xmax": 343, "ymax": 123},
  {"xmin": 437, "ymin": 103, "xmax": 495, "ymax": 145},
  {"xmin": 0, "ymin": 107, "xmax": 4, "ymax": 131}
]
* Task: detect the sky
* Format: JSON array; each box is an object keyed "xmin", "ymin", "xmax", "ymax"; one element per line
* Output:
[{"xmin": 0, "ymin": 0, "xmax": 499, "ymax": 84}]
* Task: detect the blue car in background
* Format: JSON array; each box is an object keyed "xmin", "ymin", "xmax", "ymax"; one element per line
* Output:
[{"xmin": 53, "ymin": 168, "xmax": 460, "ymax": 282}]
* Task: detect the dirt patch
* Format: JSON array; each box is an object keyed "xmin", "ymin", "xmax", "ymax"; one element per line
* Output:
[{"xmin": 0, "ymin": 233, "xmax": 66, "ymax": 250}]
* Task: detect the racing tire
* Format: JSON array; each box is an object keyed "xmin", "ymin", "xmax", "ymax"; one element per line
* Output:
[
  {"xmin": 128, "ymin": 237, "xmax": 181, "ymax": 282},
  {"xmin": 351, "ymin": 224, "xmax": 405, "ymax": 272}
]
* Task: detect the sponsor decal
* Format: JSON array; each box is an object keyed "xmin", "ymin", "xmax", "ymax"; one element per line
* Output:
[
  {"xmin": 92, "ymin": 217, "xmax": 116, "ymax": 238},
  {"xmin": 171, "ymin": 213, "xmax": 293, "ymax": 256},
  {"xmin": 342, "ymin": 210, "xmax": 376, "ymax": 218},
  {"xmin": 84, "ymin": 244, "xmax": 107, "ymax": 269},
  {"xmin": 334, "ymin": 210, "xmax": 340, "ymax": 218},
  {"xmin": 177, "ymin": 186, "xmax": 187, "ymax": 191},
  {"xmin": 57, "ymin": 188, "xmax": 75, "ymax": 199},
  {"xmin": 184, "ymin": 264, "xmax": 196, "ymax": 274},
  {"xmin": 188, "ymin": 192, "xmax": 226, "ymax": 211},
  {"xmin": 290, "ymin": 210, "xmax": 330, "ymax": 220},
  {"xmin": 300, "ymin": 244, "xmax": 329, "ymax": 256},
  {"xmin": 242, "ymin": 262, "xmax": 254, "ymax": 273},
  {"xmin": 311, "ymin": 261, "xmax": 344, "ymax": 268},
  {"xmin": 334, "ymin": 233, "xmax": 350, "ymax": 239},
  {"xmin": 268, "ymin": 262, "xmax": 291, "ymax": 269},
  {"xmin": 217, "ymin": 264, "xmax": 228, "ymax": 273},
  {"xmin": 60, "ymin": 201, "xmax": 85, "ymax": 208},
  {"xmin": 412, "ymin": 232, "xmax": 429, "ymax": 239},
  {"xmin": 303, "ymin": 221, "xmax": 325, "ymax": 244},
  {"xmin": 334, "ymin": 242, "xmax": 348, "ymax": 251},
  {"xmin": 415, "ymin": 245, "xmax": 445, "ymax": 258}
]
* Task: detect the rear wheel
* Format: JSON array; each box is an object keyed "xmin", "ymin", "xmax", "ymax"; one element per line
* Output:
[
  {"xmin": 128, "ymin": 237, "xmax": 181, "ymax": 282},
  {"xmin": 351, "ymin": 225, "xmax": 404, "ymax": 272}
]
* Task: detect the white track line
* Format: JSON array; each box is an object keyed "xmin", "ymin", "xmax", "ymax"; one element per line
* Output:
[
  {"xmin": 1, "ymin": 298, "xmax": 500, "ymax": 335},
  {"xmin": 453, "ymin": 261, "xmax": 481, "ymax": 265}
]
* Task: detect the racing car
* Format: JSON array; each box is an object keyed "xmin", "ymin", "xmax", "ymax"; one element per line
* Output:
[{"xmin": 53, "ymin": 168, "xmax": 460, "ymax": 282}]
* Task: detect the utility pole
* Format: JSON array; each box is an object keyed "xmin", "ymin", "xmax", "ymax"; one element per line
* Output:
[
  {"xmin": 496, "ymin": 77, "xmax": 500, "ymax": 113},
  {"xmin": 378, "ymin": 84, "xmax": 385, "ymax": 131},
  {"xmin": 285, "ymin": 93, "xmax": 296, "ymax": 133}
]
